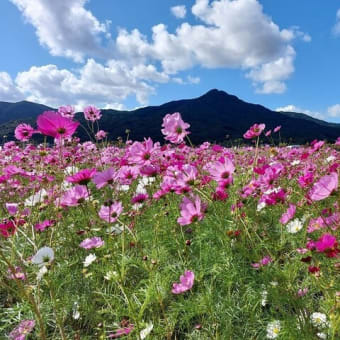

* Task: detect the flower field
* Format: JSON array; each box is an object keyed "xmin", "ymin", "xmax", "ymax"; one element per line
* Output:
[{"xmin": 1, "ymin": 107, "xmax": 340, "ymax": 339}]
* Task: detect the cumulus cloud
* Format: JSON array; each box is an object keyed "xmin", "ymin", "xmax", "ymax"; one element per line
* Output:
[
  {"xmin": 327, "ymin": 104, "xmax": 340, "ymax": 117},
  {"xmin": 171, "ymin": 5, "xmax": 187, "ymax": 19},
  {"xmin": 333, "ymin": 9, "xmax": 340, "ymax": 36},
  {"xmin": 0, "ymin": 72, "xmax": 24, "ymax": 102},
  {"xmin": 116, "ymin": 0, "xmax": 308, "ymax": 93},
  {"xmin": 10, "ymin": 0, "xmax": 111, "ymax": 62},
  {"xmin": 275, "ymin": 105, "xmax": 326, "ymax": 120},
  {"xmin": 11, "ymin": 59, "xmax": 171, "ymax": 107}
]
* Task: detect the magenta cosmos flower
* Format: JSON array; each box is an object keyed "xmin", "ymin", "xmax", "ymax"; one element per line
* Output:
[
  {"xmin": 84, "ymin": 106, "xmax": 102, "ymax": 122},
  {"xmin": 243, "ymin": 123, "xmax": 266, "ymax": 139},
  {"xmin": 177, "ymin": 195, "xmax": 206, "ymax": 226},
  {"xmin": 60, "ymin": 185, "xmax": 89, "ymax": 207},
  {"xmin": 161, "ymin": 112, "xmax": 190, "ymax": 144},
  {"xmin": 14, "ymin": 123, "xmax": 35, "ymax": 142},
  {"xmin": 309, "ymin": 172, "xmax": 338, "ymax": 201},
  {"xmin": 279, "ymin": 204, "xmax": 296, "ymax": 225},
  {"xmin": 66, "ymin": 168, "xmax": 97, "ymax": 185},
  {"xmin": 315, "ymin": 233, "xmax": 338, "ymax": 257},
  {"xmin": 9, "ymin": 319, "xmax": 35, "ymax": 340},
  {"xmin": 79, "ymin": 236, "xmax": 104, "ymax": 249},
  {"xmin": 172, "ymin": 270, "xmax": 194, "ymax": 294},
  {"xmin": 98, "ymin": 202, "xmax": 123, "ymax": 223},
  {"xmin": 92, "ymin": 168, "xmax": 117, "ymax": 189},
  {"xmin": 37, "ymin": 111, "xmax": 79, "ymax": 139}
]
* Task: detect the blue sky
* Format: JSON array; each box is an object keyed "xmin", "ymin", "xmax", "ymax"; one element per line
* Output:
[{"xmin": 0, "ymin": 0, "xmax": 340, "ymax": 122}]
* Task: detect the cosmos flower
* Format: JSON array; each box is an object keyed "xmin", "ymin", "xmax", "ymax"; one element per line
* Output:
[
  {"xmin": 84, "ymin": 106, "xmax": 102, "ymax": 122},
  {"xmin": 98, "ymin": 202, "xmax": 123, "ymax": 223},
  {"xmin": 266, "ymin": 320, "xmax": 281, "ymax": 339},
  {"xmin": 177, "ymin": 195, "xmax": 206, "ymax": 226},
  {"xmin": 37, "ymin": 111, "xmax": 79, "ymax": 139},
  {"xmin": 83, "ymin": 253, "xmax": 97, "ymax": 267},
  {"xmin": 279, "ymin": 204, "xmax": 296, "ymax": 224},
  {"xmin": 79, "ymin": 237, "xmax": 104, "ymax": 250},
  {"xmin": 95, "ymin": 130, "xmax": 107, "ymax": 140},
  {"xmin": 310, "ymin": 312, "xmax": 328, "ymax": 328},
  {"xmin": 58, "ymin": 105, "xmax": 75, "ymax": 119},
  {"xmin": 66, "ymin": 168, "xmax": 97, "ymax": 185},
  {"xmin": 161, "ymin": 112, "xmax": 190, "ymax": 144},
  {"xmin": 9, "ymin": 319, "xmax": 35, "ymax": 340},
  {"xmin": 286, "ymin": 218, "xmax": 303, "ymax": 233},
  {"xmin": 243, "ymin": 123, "xmax": 265, "ymax": 139},
  {"xmin": 92, "ymin": 168, "xmax": 117, "ymax": 189},
  {"xmin": 172, "ymin": 270, "xmax": 194, "ymax": 294},
  {"xmin": 31, "ymin": 247, "xmax": 54, "ymax": 267},
  {"xmin": 14, "ymin": 123, "xmax": 35, "ymax": 142},
  {"xmin": 309, "ymin": 172, "xmax": 338, "ymax": 201},
  {"xmin": 60, "ymin": 185, "xmax": 89, "ymax": 207}
]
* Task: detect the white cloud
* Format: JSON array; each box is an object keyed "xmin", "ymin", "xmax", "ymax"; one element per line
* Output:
[
  {"xmin": 333, "ymin": 9, "xmax": 340, "ymax": 36},
  {"xmin": 171, "ymin": 5, "xmax": 187, "ymax": 19},
  {"xmin": 0, "ymin": 72, "xmax": 24, "ymax": 102},
  {"xmin": 116, "ymin": 0, "xmax": 308, "ymax": 93},
  {"xmin": 12, "ymin": 59, "xmax": 170, "ymax": 107},
  {"xmin": 327, "ymin": 104, "xmax": 340, "ymax": 117},
  {"xmin": 10, "ymin": 0, "xmax": 110, "ymax": 62},
  {"xmin": 275, "ymin": 105, "xmax": 325, "ymax": 120}
]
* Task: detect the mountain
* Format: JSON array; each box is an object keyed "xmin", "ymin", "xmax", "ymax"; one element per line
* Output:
[{"xmin": 0, "ymin": 89, "xmax": 340, "ymax": 144}]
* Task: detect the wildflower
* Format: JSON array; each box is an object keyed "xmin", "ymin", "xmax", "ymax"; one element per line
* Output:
[
  {"xmin": 92, "ymin": 168, "xmax": 117, "ymax": 189},
  {"xmin": 58, "ymin": 105, "xmax": 75, "ymax": 119},
  {"xmin": 83, "ymin": 253, "xmax": 97, "ymax": 267},
  {"xmin": 109, "ymin": 326, "xmax": 134, "ymax": 338},
  {"xmin": 79, "ymin": 237, "xmax": 104, "ymax": 250},
  {"xmin": 279, "ymin": 204, "xmax": 296, "ymax": 224},
  {"xmin": 161, "ymin": 112, "xmax": 190, "ymax": 144},
  {"xmin": 309, "ymin": 172, "xmax": 338, "ymax": 201},
  {"xmin": 8, "ymin": 266, "xmax": 26, "ymax": 280},
  {"xmin": 60, "ymin": 185, "xmax": 89, "ymax": 207},
  {"xmin": 274, "ymin": 126, "xmax": 281, "ymax": 133},
  {"xmin": 66, "ymin": 168, "xmax": 97, "ymax": 185},
  {"xmin": 177, "ymin": 195, "xmax": 206, "ymax": 226},
  {"xmin": 37, "ymin": 111, "xmax": 79, "ymax": 139},
  {"xmin": 34, "ymin": 220, "xmax": 54, "ymax": 232},
  {"xmin": 252, "ymin": 256, "xmax": 272, "ymax": 269},
  {"xmin": 9, "ymin": 319, "xmax": 35, "ymax": 340},
  {"xmin": 24, "ymin": 188, "xmax": 48, "ymax": 207},
  {"xmin": 98, "ymin": 202, "xmax": 123, "ymax": 223},
  {"xmin": 286, "ymin": 218, "xmax": 303, "ymax": 233},
  {"xmin": 84, "ymin": 106, "xmax": 101, "ymax": 122},
  {"xmin": 298, "ymin": 288, "xmax": 308, "ymax": 297},
  {"xmin": 14, "ymin": 123, "xmax": 35, "ymax": 142},
  {"xmin": 6, "ymin": 203, "xmax": 18, "ymax": 216},
  {"xmin": 172, "ymin": 270, "xmax": 195, "ymax": 294},
  {"xmin": 266, "ymin": 320, "xmax": 281, "ymax": 339},
  {"xmin": 315, "ymin": 233, "xmax": 338, "ymax": 258},
  {"xmin": 311, "ymin": 312, "xmax": 328, "ymax": 328},
  {"xmin": 207, "ymin": 157, "xmax": 235, "ymax": 182},
  {"xmin": 0, "ymin": 220, "xmax": 17, "ymax": 238},
  {"xmin": 31, "ymin": 247, "xmax": 54, "ymax": 267},
  {"xmin": 243, "ymin": 123, "xmax": 265, "ymax": 139},
  {"xmin": 95, "ymin": 130, "xmax": 107, "ymax": 140},
  {"xmin": 37, "ymin": 266, "xmax": 48, "ymax": 280}
]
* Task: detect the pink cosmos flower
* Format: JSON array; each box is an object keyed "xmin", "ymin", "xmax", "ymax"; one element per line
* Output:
[
  {"xmin": 79, "ymin": 237, "xmax": 104, "ymax": 249},
  {"xmin": 58, "ymin": 105, "xmax": 75, "ymax": 119},
  {"xmin": 177, "ymin": 195, "xmax": 206, "ymax": 226},
  {"xmin": 6, "ymin": 203, "xmax": 18, "ymax": 216},
  {"xmin": 14, "ymin": 123, "xmax": 35, "ymax": 142},
  {"xmin": 252, "ymin": 256, "xmax": 272, "ymax": 269},
  {"xmin": 273, "ymin": 125, "xmax": 281, "ymax": 133},
  {"xmin": 335, "ymin": 137, "xmax": 340, "ymax": 146},
  {"xmin": 37, "ymin": 111, "xmax": 79, "ymax": 139},
  {"xmin": 265, "ymin": 130, "xmax": 272, "ymax": 137},
  {"xmin": 297, "ymin": 288, "xmax": 308, "ymax": 297},
  {"xmin": 8, "ymin": 266, "xmax": 26, "ymax": 281},
  {"xmin": 208, "ymin": 157, "xmax": 235, "ymax": 182},
  {"xmin": 172, "ymin": 270, "xmax": 195, "ymax": 294},
  {"xmin": 243, "ymin": 123, "xmax": 265, "ymax": 139},
  {"xmin": 161, "ymin": 112, "xmax": 190, "ymax": 144},
  {"xmin": 279, "ymin": 204, "xmax": 296, "ymax": 224},
  {"xmin": 9, "ymin": 319, "xmax": 35, "ymax": 340},
  {"xmin": 95, "ymin": 130, "xmax": 107, "ymax": 140},
  {"xmin": 109, "ymin": 326, "xmax": 134, "ymax": 338},
  {"xmin": 309, "ymin": 172, "xmax": 338, "ymax": 201},
  {"xmin": 98, "ymin": 202, "xmax": 123, "ymax": 223},
  {"xmin": 84, "ymin": 106, "xmax": 102, "ymax": 122},
  {"xmin": 60, "ymin": 185, "xmax": 89, "ymax": 207},
  {"xmin": 315, "ymin": 233, "xmax": 338, "ymax": 257},
  {"xmin": 66, "ymin": 168, "xmax": 97, "ymax": 185},
  {"xmin": 92, "ymin": 168, "xmax": 117, "ymax": 189},
  {"xmin": 34, "ymin": 220, "xmax": 54, "ymax": 232}
]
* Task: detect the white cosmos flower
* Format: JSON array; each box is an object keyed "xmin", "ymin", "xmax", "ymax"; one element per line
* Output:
[
  {"xmin": 257, "ymin": 201, "xmax": 266, "ymax": 212},
  {"xmin": 24, "ymin": 188, "xmax": 48, "ymax": 207},
  {"xmin": 266, "ymin": 320, "xmax": 281, "ymax": 339},
  {"xmin": 106, "ymin": 224, "xmax": 124, "ymax": 235},
  {"xmin": 140, "ymin": 322, "xmax": 153, "ymax": 339},
  {"xmin": 325, "ymin": 155, "xmax": 335, "ymax": 163},
  {"xmin": 31, "ymin": 247, "xmax": 54, "ymax": 267},
  {"xmin": 291, "ymin": 160, "xmax": 301, "ymax": 166},
  {"xmin": 83, "ymin": 254, "xmax": 96, "ymax": 267},
  {"xmin": 311, "ymin": 312, "xmax": 329, "ymax": 328},
  {"xmin": 64, "ymin": 166, "xmax": 79, "ymax": 176},
  {"xmin": 286, "ymin": 219, "xmax": 303, "ymax": 233},
  {"xmin": 37, "ymin": 265, "xmax": 48, "ymax": 280}
]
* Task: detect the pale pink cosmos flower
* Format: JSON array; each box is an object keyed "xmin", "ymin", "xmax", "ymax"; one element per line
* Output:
[
  {"xmin": 84, "ymin": 106, "xmax": 102, "ymax": 122},
  {"xmin": 335, "ymin": 137, "xmax": 340, "ymax": 146},
  {"xmin": 207, "ymin": 157, "xmax": 235, "ymax": 182},
  {"xmin": 98, "ymin": 202, "xmax": 123, "ymax": 223},
  {"xmin": 177, "ymin": 195, "xmax": 206, "ymax": 226},
  {"xmin": 8, "ymin": 266, "xmax": 26, "ymax": 281},
  {"xmin": 9, "ymin": 319, "xmax": 35, "ymax": 340},
  {"xmin": 60, "ymin": 185, "xmax": 89, "ymax": 207},
  {"xmin": 298, "ymin": 288, "xmax": 308, "ymax": 297},
  {"xmin": 109, "ymin": 325, "xmax": 134, "ymax": 338},
  {"xmin": 95, "ymin": 130, "xmax": 107, "ymax": 140},
  {"xmin": 161, "ymin": 112, "xmax": 190, "ymax": 144},
  {"xmin": 79, "ymin": 237, "xmax": 104, "ymax": 249},
  {"xmin": 172, "ymin": 270, "xmax": 194, "ymax": 294},
  {"xmin": 92, "ymin": 168, "xmax": 117, "ymax": 189},
  {"xmin": 37, "ymin": 111, "xmax": 79, "ymax": 139},
  {"xmin": 279, "ymin": 204, "xmax": 296, "ymax": 224},
  {"xmin": 243, "ymin": 123, "xmax": 265, "ymax": 139},
  {"xmin": 14, "ymin": 123, "xmax": 35, "ymax": 142},
  {"xmin": 58, "ymin": 105, "xmax": 75, "ymax": 119},
  {"xmin": 309, "ymin": 172, "xmax": 338, "ymax": 201},
  {"xmin": 273, "ymin": 125, "xmax": 281, "ymax": 133}
]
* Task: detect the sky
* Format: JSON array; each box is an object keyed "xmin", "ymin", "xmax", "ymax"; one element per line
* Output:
[{"xmin": 0, "ymin": 0, "xmax": 340, "ymax": 122}]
